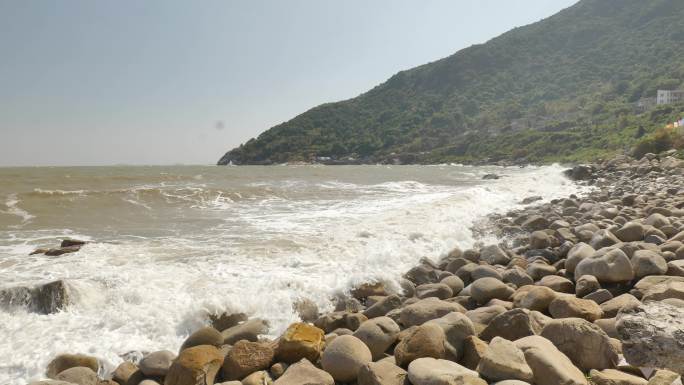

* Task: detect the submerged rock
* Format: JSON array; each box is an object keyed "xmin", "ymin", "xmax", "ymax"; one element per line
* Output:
[{"xmin": 0, "ymin": 280, "xmax": 72, "ymax": 314}]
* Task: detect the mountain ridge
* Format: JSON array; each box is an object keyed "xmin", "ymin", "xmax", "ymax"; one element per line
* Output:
[{"xmin": 219, "ymin": 0, "xmax": 684, "ymax": 165}]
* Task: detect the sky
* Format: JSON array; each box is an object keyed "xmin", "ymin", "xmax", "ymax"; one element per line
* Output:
[{"xmin": 0, "ymin": 0, "xmax": 578, "ymax": 166}]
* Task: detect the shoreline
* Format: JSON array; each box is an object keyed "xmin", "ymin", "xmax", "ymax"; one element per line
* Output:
[{"xmin": 25, "ymin": 153, "xmax": 684, "ymax": 385}]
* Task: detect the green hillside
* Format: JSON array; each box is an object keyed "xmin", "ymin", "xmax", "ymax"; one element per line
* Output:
[{"xmin": 219, "ymin": 0, "xmax": 684, "ymax": 165}]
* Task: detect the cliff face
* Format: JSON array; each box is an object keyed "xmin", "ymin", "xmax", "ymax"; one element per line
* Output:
[{"xmin": 219, "ymin": 0, "xmax": 684, "ymax": 165}]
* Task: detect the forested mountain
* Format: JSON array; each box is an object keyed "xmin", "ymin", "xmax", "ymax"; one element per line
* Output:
[{"xmin": 219, "ymin": 0, "xmax": 684, "ymax": 165}]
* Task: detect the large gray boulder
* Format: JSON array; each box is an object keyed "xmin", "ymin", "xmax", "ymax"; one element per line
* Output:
[
  {"xmin": 616, "ymin": 302, "xmax": 684, "ymax": 374},
  {"xmin": 540, "ymin": 318, "xmax": 619, "ymax": 372},
  {"xmin": 574, "ymin": 248, "xmax": 634, "ymax": 283}
]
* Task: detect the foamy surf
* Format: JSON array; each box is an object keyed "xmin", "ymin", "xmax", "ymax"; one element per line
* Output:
[{"xmin": 0, "ymin": 164, "xmax": 584, "ymax": 384}]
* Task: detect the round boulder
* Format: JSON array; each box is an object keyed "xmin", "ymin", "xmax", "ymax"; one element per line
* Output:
[{"xmin": 320, "ymin": 335, "xmax": 372, "ymax": 382}]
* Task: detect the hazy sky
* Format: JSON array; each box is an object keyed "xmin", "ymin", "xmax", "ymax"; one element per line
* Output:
[{"xmin": 0, "ymin": 0, "xmax": 578, "ymax": 166}]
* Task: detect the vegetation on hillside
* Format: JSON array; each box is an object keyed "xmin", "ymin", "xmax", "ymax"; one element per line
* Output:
[{"xmin": 219, "ymin": 0, "xmax": 684, "ymax": 165}]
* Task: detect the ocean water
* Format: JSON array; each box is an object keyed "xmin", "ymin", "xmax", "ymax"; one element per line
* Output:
[{"xmin": 0, "ymin": 164, "xmax": 581, "ymax": 383}]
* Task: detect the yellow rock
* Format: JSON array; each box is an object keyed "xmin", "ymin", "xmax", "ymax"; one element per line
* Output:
[{"xmin": 275, "ymin": 323, "xmax": 325, "ymax": 364}]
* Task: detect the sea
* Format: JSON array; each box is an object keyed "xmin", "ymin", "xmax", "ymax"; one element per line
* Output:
[{"xmin": 0, "ymin": 164, "xmax": 583, "ymax": 383}]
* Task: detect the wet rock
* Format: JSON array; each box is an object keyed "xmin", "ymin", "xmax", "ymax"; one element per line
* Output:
[
  {"xmin": 139, "ymin": 350, "xmax": 175, "ymax": 377},
  {"xmin": 415, "ymin": 283, "xmax": 453, "ymax": 300},
  {"xmin": 180, "ymin": 327, "xmax": 223, "ymax": 352},
  {"xmin": 293, "ymin": 299, "xmax": 318, "ymax": 323},
  {"xmin": 530, "ymin": 231, "xmax": 551, "ymax": 250},
  {"xmin": 209, "ymin": 312, "xmax": 247, "ymax": 332},
  {"xmin": 221, "ymin": 319, "xmax": 269, "ymax": 345},
  {"xmin": 320, "ymin": 335, "xmax": 372, "ymax": 382},
  {"xmin": 55, "ymin": 367, "xmax": 98, "ymax": 385},
  {"xmin": 440, "ymin": 276, "xmax": 465, "ymax": 296},
  {"xmin": 540, "ymin": 318, "xmax": 619, "ymax": 372},
  {"xmin": 164, "ymin": 345, "xmax": 223, "ymax": 385},
  {"xmin": 616, "ymin": 302, "xmax": 684, "ymax": 374},
  {"xmin": 275, "ymin": 322, "xmax": 324, "ymax": 364},
  {"xmin": 46, "ymin": 354, "xmax": 99, "ymax": 379},
  {"xmin": 480, "ymin": 245, "xmax": 511, "ymax": 266},
  {"xmin": 221, "ymin": 340, "xmax": 274, "ymax": 381},
  {"xmin": 112, "ymin": 362, "xmax": 138, "ymax": 385},
  {"xmin": 522, "ymin": 216, "xmax": 550, "ymax": 232},
  {"xmin": 45, "ymin": 245, "xmax": 82, "ymax": 256},
  {"xmin": 363, "ymin": 294, "xmax": 402, "ymax": 319}
]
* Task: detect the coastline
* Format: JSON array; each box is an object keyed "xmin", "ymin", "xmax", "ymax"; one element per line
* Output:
[{"xmin": 24, "ymin": 153, "xmax": 684, "ymax": 385}]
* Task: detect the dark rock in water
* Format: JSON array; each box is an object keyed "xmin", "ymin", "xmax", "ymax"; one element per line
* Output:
[
  {"xmin": 563, "ymin": 165, "xmax": 594, "ymax": 180},
  {"xmin": 0, "ymin": 280, "xmax": 72, "ymax": 314},
  {"xmin": 209, "ymin": 312, "xmax": 247, "ymax": 332},
  {"xmin": 60, "ymin": 238, "xmax": 87, "ymax": 248},
  {"xmin": 521, "ymin": 196, "xmax": 543, "ymax": 204},
  {"xmin": 29, "ymin": 248, "xmax": 49, "ymax": 255},
  {"xmin": 524, "ymin": 249, "xmax": 560, "ymax": 264},
  {"xmin": 35, "ymin": 280, "xmax": 72, "ymax": 314},
  {"xmin": 45, "ymin": 245, "xmax": 82, "ymax": 256},
  {"xmin": 482, "ymin": 174, "xmax": 500, "ymax": 180}
]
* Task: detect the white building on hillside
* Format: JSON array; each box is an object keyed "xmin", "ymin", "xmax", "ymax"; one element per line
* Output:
[{"xmin": 657, "ymin": 89, "xmax": 684, "ymax": 105}]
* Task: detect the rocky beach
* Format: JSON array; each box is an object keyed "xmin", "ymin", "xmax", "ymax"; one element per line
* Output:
[{"xmin": 22, "ymin": 152, "xmax": 684, "ymax": 385}]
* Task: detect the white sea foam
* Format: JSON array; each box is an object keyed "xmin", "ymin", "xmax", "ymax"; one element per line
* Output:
[{"xmin": 0, "ymin": 164, "xmax": 586, "ymax": 384}]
